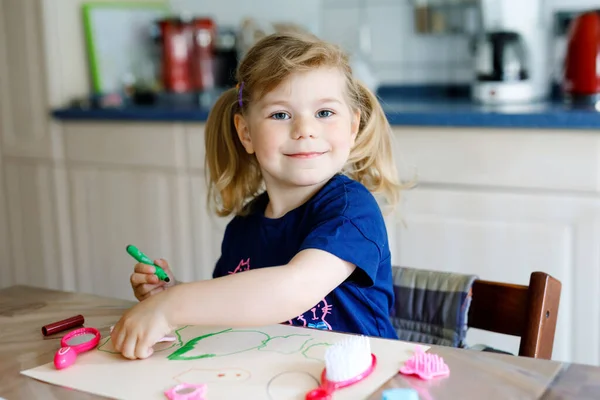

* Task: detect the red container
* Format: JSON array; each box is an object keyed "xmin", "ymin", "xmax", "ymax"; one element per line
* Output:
[
  {"xmin": 563, "ymin": 11, "xmax": 600, "ymax": 101},
  {"xmin": 156, "ymin": 18, "xmax": 194, "ymax": 93},
  {"xmin": 156, "ymin": 17, "xmax": 216, "ymax": 93}
]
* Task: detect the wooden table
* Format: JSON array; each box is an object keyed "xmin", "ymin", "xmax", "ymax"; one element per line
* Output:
[{"xmin": 1, "ymin": 285, "xmax": 599, "ymax": 399}]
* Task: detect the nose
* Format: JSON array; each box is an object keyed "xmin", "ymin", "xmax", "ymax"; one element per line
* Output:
[{"xmin": 291, "ymin": 115, "xmax": 318, "ymax": 140}]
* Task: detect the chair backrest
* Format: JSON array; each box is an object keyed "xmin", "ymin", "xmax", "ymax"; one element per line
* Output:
[{"xmin": 468, "ymin": 271, "xmax": 562, "ymax": 359}]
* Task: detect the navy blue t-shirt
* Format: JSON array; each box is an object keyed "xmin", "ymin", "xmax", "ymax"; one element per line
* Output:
[{"xmin": 212, "ymin": 174, "xmax": 398, "ymax": 340}]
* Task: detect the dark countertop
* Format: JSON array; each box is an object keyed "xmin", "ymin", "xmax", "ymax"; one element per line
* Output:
[{"xmin": 51, "ymin": 85, "xmax": 600, "ymax": 130}]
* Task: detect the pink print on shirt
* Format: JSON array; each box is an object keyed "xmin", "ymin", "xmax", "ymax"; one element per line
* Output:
[
  {"xmin": 228, "ymin": 258, "xmax": 251, "ymax": 274},
  {"xmin": 287, "ymin": 298, "xmax": 333, "ymax": 330}
]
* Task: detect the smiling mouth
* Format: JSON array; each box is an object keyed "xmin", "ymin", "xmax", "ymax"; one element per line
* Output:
[{"xmin": 285, "ymin": 152, "xmax": 327, "ymax": 158}]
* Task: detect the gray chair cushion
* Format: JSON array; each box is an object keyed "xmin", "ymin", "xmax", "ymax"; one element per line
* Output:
[{"xmin": 391, "ymin": 266, "xmax": 478, "ymax": 348}]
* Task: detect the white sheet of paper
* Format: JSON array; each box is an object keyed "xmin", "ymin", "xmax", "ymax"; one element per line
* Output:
[{"xmin": 21, "ymin": 324, "xmax": 428, "ymax": 400}]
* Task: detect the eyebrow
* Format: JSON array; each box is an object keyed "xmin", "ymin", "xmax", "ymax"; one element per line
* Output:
[{"xmin": 260, "ymin": 98, "xmax": 344, "ymax": 108}]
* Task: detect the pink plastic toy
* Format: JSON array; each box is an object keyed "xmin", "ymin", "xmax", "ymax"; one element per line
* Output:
[
  {"xmin": 164, "ymin": 383, "xmax": 207, "ymax": 400},
  {"xmin": 305, "ymin": 336, "xmax": 377, "ymax": 400},
  {"xmin": 54, "ymin": 327, "xmax": 101, "ymax": 370},
  {"xmin": 305, "ymin": 354, "xmax": 377, "ymax": 400},
  {"xmin": 399, "ymin": 346, "xmax": 450, "ymax": 380}
]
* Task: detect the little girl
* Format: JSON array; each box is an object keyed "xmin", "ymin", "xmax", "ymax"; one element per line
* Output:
[{"xmin": 113, "ymin": 31, "xmax": 407, "ymax": 360}]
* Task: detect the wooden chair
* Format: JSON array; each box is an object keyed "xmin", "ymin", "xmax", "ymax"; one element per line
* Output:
[{"xmin": 468, "ymin": 271, "xmax": 562, "ymax": 359}]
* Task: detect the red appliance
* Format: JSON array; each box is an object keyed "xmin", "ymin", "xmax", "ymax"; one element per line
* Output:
[
  {"xmin": 156, "ymin": 17, "xmax": 216, "ymax": 93},
  {"xmin": 563, "ymin": 11, "xmax": 600, "ymax": 103}
]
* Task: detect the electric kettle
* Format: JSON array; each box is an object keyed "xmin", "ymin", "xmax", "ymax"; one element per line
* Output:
[{"xmin": 563, "ymin": 10, "xmax": 600, "ymax": 105}]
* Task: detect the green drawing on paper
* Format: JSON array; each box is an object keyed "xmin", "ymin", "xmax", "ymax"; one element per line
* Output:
[
  {"xmin": 96, "ymin": 325, "xmax": 332, "ymax": 361},
  {"xmin": 167, "ymin": 327, "xmax": 331, "ymax": 361}
]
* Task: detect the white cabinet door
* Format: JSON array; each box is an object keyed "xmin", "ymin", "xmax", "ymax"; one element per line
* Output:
[
  {"xmin": 64, "ymin": 122, "xmax": 195, "ymax": 301},
  {"xmin": 185, "ymin": 124, "xmax": 230, "ymax": 281},
  {"xmin": 69, "ymin": 167, "xmax": 194, "ymax": 301},
  {"xmin": 189, "ymin": 174, "xmax": 230, "ymax": 281},
  {"xmin": 391, "ymin": 187, "xmax": 600, "ymax": 366},
  {"xmin": 3, "ymin": 160, "xmax": 68, "ymax": 290}
]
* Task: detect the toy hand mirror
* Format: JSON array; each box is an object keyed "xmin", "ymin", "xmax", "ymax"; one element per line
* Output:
[{"xmin": 53, "ymin": 327, "xmax": 101, "ymax": 370}]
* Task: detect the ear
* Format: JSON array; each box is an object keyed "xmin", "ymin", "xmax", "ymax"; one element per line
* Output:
[
  {"xmin": 234, "ymin": 113, "xmax": 254, "ymax": 154},
  {"xmin": 350, "ymin": 109, "xmax": 360, "ymax": 145}
]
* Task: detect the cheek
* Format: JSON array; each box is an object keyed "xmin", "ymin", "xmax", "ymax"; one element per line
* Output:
[
  {"xmin": 251, "ymin": 135, "xmax": 280, "ymax": 162},
  {"xmin": 328, "ymin": 121, "xmax": 355, "ymax": 149},
  {"xmin": 251, "ymin": 123, "xmax": 284, "ymax": 160},
  {"xmin": 330, "ymin": 134, "xmax": 354, "ymax": 154}
]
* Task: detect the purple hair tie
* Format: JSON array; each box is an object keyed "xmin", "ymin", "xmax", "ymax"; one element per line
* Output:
[{"xmin": 238, "ymin": 81, "xmax": 244, "ymax": 108}]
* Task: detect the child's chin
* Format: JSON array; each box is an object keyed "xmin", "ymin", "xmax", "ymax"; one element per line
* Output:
[{"xmin": 287, "ymin": 174, "xmax": 333, "ymax": 188}]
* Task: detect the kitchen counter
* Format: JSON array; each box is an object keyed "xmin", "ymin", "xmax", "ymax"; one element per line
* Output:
[{"xmin": 51, "ymin": 85, "xmax": 600, "ymax": 129}]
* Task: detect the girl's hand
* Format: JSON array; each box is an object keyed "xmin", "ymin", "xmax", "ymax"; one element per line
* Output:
[
  {"xmin": 110, "ymin": 290, "xmax": 175, "ymax": 359},
  {"xmin": 130, "ymin": 258, "xmax": 176, "ymax": 301}
]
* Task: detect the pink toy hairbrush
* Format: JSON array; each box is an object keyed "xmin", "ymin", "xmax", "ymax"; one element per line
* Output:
[
  {"xmin": 305, "ymin": 335, "xmax": 377, "ymax": 400},
  {"xmin": 164, "ymin": 383, "xmax": 207, "ymax": 400},
  {"xmin": 399, "ymin": 345, "xmax": 449, "ymax": 380}
]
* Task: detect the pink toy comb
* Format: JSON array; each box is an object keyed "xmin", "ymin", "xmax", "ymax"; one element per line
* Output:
[
  {"xmin": 399, "ymin": 346, "xmax": 449, "ymax": 380},
  {"xmin": 164, "ymin": 383, "xmax": 207, "ymax": 400}
]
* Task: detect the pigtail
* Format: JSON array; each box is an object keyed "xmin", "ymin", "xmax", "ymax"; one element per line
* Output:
[
  {"xmin": 204, "ymin": 88, "xmax": 262, "ymax": 217},
  {"xmin": 346, "ymin": 81, "xmax": 412, "ymax": 211}
]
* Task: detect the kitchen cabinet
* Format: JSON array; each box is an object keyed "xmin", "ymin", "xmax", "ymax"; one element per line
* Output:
[
  {"xmin": 61, "ymin": 124, "xmax": 231, "ymax": 299},
  {"xmin": 57, "ymin": 122, "xmax": 230, "ymax": 301},
  {"xmin": 187, "ymin": 126, "xmax": 230, "ymax": 281},
  {"xmin": 394, "ymin": 185, "xmax": 599, "ymax": 365},
  {"xmin": 391, "ymin": 126, "xmax": 600, "ymax": 365},
  {"xmin": 2, "ymin": 161, "xmax": 70, "ymax": 290},
  {"xmin": 62, "ymin": 122, "xmax": 198, "ymax": 301},
  {"xmin": 67, "ymin": 166, "xmax": 192, "ymax": 300}
]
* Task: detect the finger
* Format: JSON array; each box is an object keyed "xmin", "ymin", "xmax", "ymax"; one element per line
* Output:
[
  {"xmin": 154, "ymin": 258, "xmax": 173, "ymax": 277},
  {"xmin": 135, "ymin": 339, "xmax": 154, "ymax": 359},
  {"xmin": 130, "ymin": 272, "xmax": 159, "ymax": 287},
  {"xmin": 120, "ymin": 334, "xmax": 137, "ymax": 360},
  {"xmin": 111, "ymin": 326, "xmax": 125, "ymax": 352},
  {"xmin": 134, "ymin": 263, "xmax": 156, "ymax": 275},
  {"xmin": 154, "ymin": 258, "xmax": 171, "ymax": 271}
]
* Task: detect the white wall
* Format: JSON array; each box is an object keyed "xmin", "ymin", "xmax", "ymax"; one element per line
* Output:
[
  {"xmin": 552, "ymin": 0, "xmax": 600, "ymax": 11},
  {"xmin": 170, "ymin": 0, "xmax": 473, "ymax": 85},
  {"xmin": 169, "ymin": 0, "xmax": 322, "ymax": 34},
  {"xmin": 171, "ymin": 0, "xmax": 600, "ymax": 86},
  {"xmin": 320, "ymin": 0, "xmax": 473, "ymax": 85}
]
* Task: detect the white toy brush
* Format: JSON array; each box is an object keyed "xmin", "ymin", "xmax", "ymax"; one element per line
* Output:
[{"xmin": 305, "ymin": 335, "xmax": 377, "ymax": 400}]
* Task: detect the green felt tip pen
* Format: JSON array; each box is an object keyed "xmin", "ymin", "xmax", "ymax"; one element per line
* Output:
[{"xmin": 126, "ymin": 244, "xmax": 170, "ymax": 283}]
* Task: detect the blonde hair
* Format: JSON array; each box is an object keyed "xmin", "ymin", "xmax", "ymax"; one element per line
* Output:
[{"xmin": 205, "ymin": 32, "xmax": 409, "ymax": 217}]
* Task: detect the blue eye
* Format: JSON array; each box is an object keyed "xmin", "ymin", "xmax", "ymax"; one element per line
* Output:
[
  {"xmin": 270, "ymin": 112, "xmax": 290, "ymax": 120},
  {"xmin": 316, "ymin": 110, "xmax": 334, "ymax": 118}
]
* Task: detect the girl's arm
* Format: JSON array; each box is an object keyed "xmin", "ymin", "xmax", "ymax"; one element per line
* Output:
[{"xmin": 165, "ymin": 249, "xmax": 356, "ymax": 327}]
